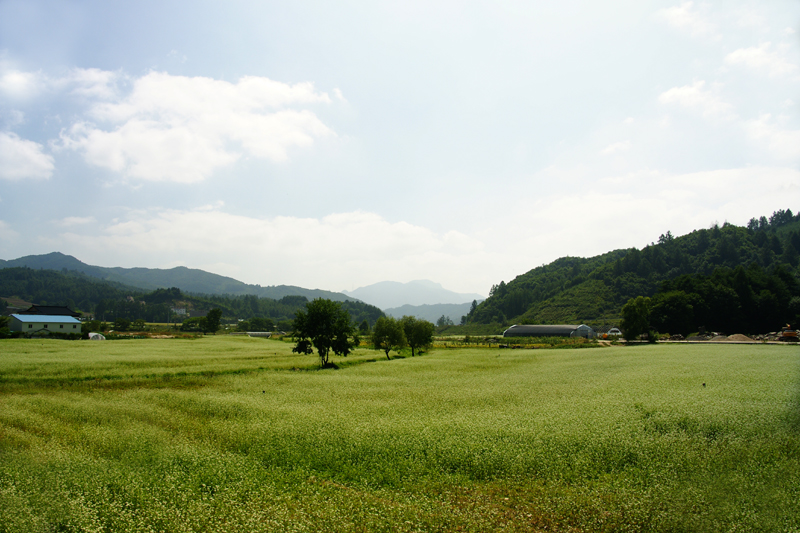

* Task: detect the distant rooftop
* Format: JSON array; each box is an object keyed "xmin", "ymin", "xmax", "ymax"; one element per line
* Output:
[
  {"xmin": 19, "ymin": 305, "xmax": 80, "ymax": 317},
  {"xmin": 11, "ymin": 314, "xmax": 81, "ymax": 324}
]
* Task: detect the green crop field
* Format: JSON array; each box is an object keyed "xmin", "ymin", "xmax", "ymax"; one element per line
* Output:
[{"xmin": 0, "ymin": 337, "xmax": 798, "ymax": 532}]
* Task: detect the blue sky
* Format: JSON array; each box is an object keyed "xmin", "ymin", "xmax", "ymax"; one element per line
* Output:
[{"xmin": 1, "ymin": 1, "xmax": 799, "ymax": 295}]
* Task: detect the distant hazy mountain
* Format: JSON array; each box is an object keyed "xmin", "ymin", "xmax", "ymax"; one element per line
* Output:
[
  {"xmin": 342, "ymin": 280, "xmax": 484, "ymax": 309},
  {"xmin": 0, "ymin": 252, "xmax": 354, "ymax": 302},
  {"xmin": 384, "ymin": 302, "xmax": 483, "ymax": 324}
]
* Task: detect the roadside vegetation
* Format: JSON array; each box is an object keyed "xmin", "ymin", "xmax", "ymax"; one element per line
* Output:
[{"xmin": 1, "ymin": 336, "xmax": 797, "ymax": 531}]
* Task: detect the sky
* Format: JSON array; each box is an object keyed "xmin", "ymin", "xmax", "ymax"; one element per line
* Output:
[{"xmin": 1, "ymin": 1, "xmax": 800, "ymax": 296}]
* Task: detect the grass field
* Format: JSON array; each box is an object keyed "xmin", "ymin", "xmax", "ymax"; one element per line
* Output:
[{"xmin": 0, "ymin": 336, "xmax": 798, "ymax": 532}]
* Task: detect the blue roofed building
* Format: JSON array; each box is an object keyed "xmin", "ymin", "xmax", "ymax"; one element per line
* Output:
[{"xmin": 9, "ymin": 314, "xmax": 82, "ymax": 335}]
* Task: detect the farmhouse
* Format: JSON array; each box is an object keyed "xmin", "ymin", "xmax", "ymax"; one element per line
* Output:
[
  {"xmin": 19, "ymin": 305, "xmax": 81, "ymax": 317},
  {"xmin": 9, "ymin": 314, "xmax": 82, "ymax": 335},
  {"xmin": 503, "ymin": 324, "xmax": 596, "ymax": 339}
]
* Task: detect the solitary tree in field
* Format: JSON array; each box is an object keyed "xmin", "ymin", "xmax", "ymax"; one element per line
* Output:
[
  {"xmin": 372, "ymin": 316, "xmax": 406, "ymax": 360},
  {"xmin": 292, "ymin": 298, "xmax": 357, "ymax": 366},
  {"xmin": 400, "ymin": 315, "xmax": 435, "ymax": 357}
]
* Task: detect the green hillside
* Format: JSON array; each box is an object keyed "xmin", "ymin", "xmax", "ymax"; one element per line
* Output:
[
  {"xmin": 0, "ymin": 268, "xmax": 383, "ymax": 327},
  {"xmin": 469, "ymin": 209, "xmax": 800, "ymax": 330},
  {"xmin": 0, "ymin": 252, "xmax": 353, "ymax": 302}
]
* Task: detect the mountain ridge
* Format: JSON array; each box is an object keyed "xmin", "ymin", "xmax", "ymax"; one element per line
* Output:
[
  {"xmin": 383, "ymin": 302, "xmax": 483, "ymax": 324},
  {"xmin": 342, "ymin": 280, "xmax": 484, "ymax": 309},
  {"xmin": 0, "ymin": 252, "xmax": 355, "ymax": 302},
  {"xmin": 468, "ymin": 209, "xmax": 800, "ymax": 328}
]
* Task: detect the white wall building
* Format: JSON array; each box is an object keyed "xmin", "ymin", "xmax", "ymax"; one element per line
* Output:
[{"xmin": 9, "ymin": 314, "xmax": 82, "ymax": 334}]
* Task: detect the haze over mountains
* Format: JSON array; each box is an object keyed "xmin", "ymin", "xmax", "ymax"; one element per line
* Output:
[
  {"xmin": 0, "ymin": 254, "xmax": 484, "ymax": 320},
  {"xmin": 0, "ymin": 253, "xmax": 352, "ymax": 302},
  {"xmin": 342, "ymin": 280, "xmax": 484, "ymax": 310},
  {"xmin": 383, "ymin": 303, "xmax": 479, "ymax": 324}
]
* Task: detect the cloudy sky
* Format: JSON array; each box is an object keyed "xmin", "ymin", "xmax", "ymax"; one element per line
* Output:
[{"xmin": 1, "ymin": 1, "xmax": 799, "ymax": 295}]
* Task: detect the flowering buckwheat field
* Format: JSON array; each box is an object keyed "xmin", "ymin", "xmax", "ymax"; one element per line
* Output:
[{"xmin": 0, "ymin": 336, "xmax": 798, "ymax": 532}]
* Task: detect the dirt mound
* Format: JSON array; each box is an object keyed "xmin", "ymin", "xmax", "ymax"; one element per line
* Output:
[
  {"xmin": 710, "ymin": 335, "xmax": 729, "ymax": 342},
  {"xmin": 727, "ymin": 334, "xmax": 755, "ymax": 342}
]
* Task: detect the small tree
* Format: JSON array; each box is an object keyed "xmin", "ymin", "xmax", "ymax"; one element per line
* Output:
[
  {"xmin": 82, "ymin": 320, "xmax": 106, "ymax": 335},
  {"xmin": 292, "ymin": 299, "xmax": 357, "ymax": 366},
  {"xmin": 621, "ymin": 296, "xmax": 652, "ymax": 341},
  {"xmin": 436, "ymin": 315, "xmax": 454, "ymax": 327},
  {"xmin": 372, "ymin": 316, "xmax": 406, "ymax": 360},
  {"xmin": 400, "ymin": 316, "xmax": 435, "ymax": 357},
  {"xmin": 203, "ymin": 308, "xmax": 222, "ymax": 334}
]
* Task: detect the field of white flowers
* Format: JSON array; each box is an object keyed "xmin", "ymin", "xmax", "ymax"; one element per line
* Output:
[{"xmin": 0, "ymin": 336, "xmax": 798, "ymax": 532}]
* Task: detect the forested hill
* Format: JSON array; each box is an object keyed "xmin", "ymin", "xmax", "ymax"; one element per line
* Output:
[
  {"xmin": 0, "ymin": 252, "xmax": 353, "ymax": 302},
  {"xmin": 0, "ymin": 268, "xmax": 384, "ymax": 327},
  {"xmin": 467, "ymin": 209, "xmax": 800, "ymax": 328}
]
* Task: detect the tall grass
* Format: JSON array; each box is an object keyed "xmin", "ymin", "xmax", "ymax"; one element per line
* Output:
[{"xmin": 0, "ymin": 337, "xmax": 798, "ymax": 531}]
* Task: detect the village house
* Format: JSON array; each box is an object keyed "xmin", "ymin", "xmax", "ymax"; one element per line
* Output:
[{"xmin": 9, "ymin": 314, "xmax": 82, "ymax": 335}]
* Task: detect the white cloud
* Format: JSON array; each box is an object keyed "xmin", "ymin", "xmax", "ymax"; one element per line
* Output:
[
  {"xmin": 725, "ymin": 42, "xmax": 798, "ymax": 78},
  {"xmin": 0, "ymin": 63, "xmax": 123, "ymax": 104},
  {"xmin": 745, "ymin": 114, "xmax": 800, "ymax": 161},
  {"xmin": 0, "ymin": 220, "xmax": 19, "ymax": 241},
  {"xmin": 656, "ymin": 2, "xmax": 719, "ymax": 40},
  {"xmin": 59, "ymin": 119, "xmax": 240, "ymax": 183},
  {"xmin": 62, "ymin": 68, "xmax": 122, "ymax": 100},
  {"xmin": 59, "ymin": 216, "xmax": 97, "ymax": 226},
  {"xmin": 58, "ymin": 71, "xmax": 335, "ymax": 183},
  {"xmin": 503, "ymin": 166, "xmax": 800, "ymax": 262},
  {"xmin": 599, "ymin": 140, "xmax": 631, "ymax": 155},
  {"xmin": 55, "ymin": 208, "xmax": 493, "ymax": 293},
  {"xmin": 0, "ymin": 68, "xmax": 44, "ymax": 99},
  {"xmin": 0, "ymin": 132, "xmax": 54, "ymax": 180},
  {"xmin": 658, "ymin": 81, "xmax": 734, "ymax": 119}
]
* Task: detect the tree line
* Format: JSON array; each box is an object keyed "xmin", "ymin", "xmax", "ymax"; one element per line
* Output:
[
  {"xmin": 622, "ymin": 262, "xmax": 800, "ymax": 338},
  {"xmin": 292, "ymin": 299, "xmax": 435, "ymax": 367},
  {"xmin": 0, "ymin": 267, "xmax": 384, "ymax": 329}
]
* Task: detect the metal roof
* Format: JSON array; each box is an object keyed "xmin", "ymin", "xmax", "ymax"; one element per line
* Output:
[
  {"xmin": 11, "ymin": 314, "xmax": 81, "ymax": 324},
  {"xmin": 503, "ymin": 324, "xmax": 581, "ymax": 337},
  {"xmin": 21, "ymin": 305, "xmax": 80, "ymax": 317}
]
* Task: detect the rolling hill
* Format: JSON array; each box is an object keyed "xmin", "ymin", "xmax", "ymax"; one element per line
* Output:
[
  {"xmin": 0, "ymin": 252, "xmax": 354, "ymax": 302},
  {"xmin": 383, "ymin": 302, "xmax": 480, "ymax": 324},
  {"xmin": 468, "ymin": 209, "xmax": 800, "ymax": 329}
]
